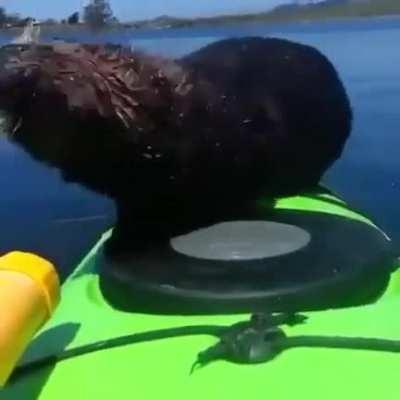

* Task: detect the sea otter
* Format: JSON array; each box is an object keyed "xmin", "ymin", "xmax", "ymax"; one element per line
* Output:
[{"xmin": 0, "ymin": 37, "xmax": 352, "ymax": 258}]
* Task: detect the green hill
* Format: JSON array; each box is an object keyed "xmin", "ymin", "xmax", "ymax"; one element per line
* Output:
[
  {"xmin": 266, "ymin": 0, "xmax": 400, "ymax": 21},
  {"xmin": 135, "ymin": 0, "xmax": 400, "ymax": 29}
]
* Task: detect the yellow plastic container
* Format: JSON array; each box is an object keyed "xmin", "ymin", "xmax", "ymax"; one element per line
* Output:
[{"xmin": 0, "ymin": 251, "xmax": 60, "ymax": 386}]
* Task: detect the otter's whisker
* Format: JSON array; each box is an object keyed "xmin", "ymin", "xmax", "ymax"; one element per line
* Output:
[{"xmin": 11, "ymin": 118, "xmax": 22, "ymax": 136}]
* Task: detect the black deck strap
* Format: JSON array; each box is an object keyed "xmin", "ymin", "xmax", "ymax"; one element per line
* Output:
[
  {"xmin": 193, "ymin": 313, "xmax": 400, "ymax": 370},
  {"xmin": 11, "ymin": 313, "xmax": 400, "ymax": 383},
  {"xmin": 11, "ymin": 312, "xmax": 304, "ymax": 382},
  {"xmin": 11, "ymin": 325, "xmax": 227, "ymax": 382}
]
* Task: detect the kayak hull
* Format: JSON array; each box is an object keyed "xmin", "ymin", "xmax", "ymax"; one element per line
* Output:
[{"xmin": 2, "ymin": 189, "xmax": 399, "ymax": 400}]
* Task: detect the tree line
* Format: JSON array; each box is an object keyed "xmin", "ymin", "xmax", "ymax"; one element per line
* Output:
[{"xmin": 0, "ymin": 0, "xmax": 117, "ymax": 30}]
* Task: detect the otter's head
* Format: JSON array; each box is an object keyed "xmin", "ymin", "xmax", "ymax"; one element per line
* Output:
[{"xmin": 0, "ymin": 43, "xmax": 193, "ymax": 199}]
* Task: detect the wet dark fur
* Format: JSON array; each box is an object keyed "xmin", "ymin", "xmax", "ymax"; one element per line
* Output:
[{"xmin": 0, "ymin": 37, "xmax": 352, "ymax": 259}]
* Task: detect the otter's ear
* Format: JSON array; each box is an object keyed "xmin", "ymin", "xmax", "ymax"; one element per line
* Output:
[
  {"xmin": 0, "ymin": 45, "xmax": 39, "ymax": 109},
  {"xmin": 0, "ymin": 70, "xmax": 38, "ymax": 137}
]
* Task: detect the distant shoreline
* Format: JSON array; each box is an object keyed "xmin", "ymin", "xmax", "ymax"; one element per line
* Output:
[
  {"xmin": 1, "ymin": 0, "xmax": 400, "ymax": 35},
  {"xmin": 1, "ymin": 13, "xmax": 400, "ymax": 37}
]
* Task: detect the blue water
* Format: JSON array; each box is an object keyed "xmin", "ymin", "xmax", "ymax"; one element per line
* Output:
[{"xmin": 1, "ymin": 16, "xmax": 399, "ymax": 278}]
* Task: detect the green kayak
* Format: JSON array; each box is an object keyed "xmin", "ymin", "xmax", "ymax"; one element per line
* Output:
[{"xmin": 2, "ymin": 188, "xmax": 399, "ymax": 400}]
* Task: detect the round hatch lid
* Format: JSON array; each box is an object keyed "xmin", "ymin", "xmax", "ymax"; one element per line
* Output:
[{"xmin": 99, "ymin": 210, "xmax": 395, "ymax": 315}]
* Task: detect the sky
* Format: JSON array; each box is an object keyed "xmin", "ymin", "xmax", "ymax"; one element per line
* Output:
[{"xmin": 0, "ymin": 0, "xmax": 290, "ymax": 22}]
